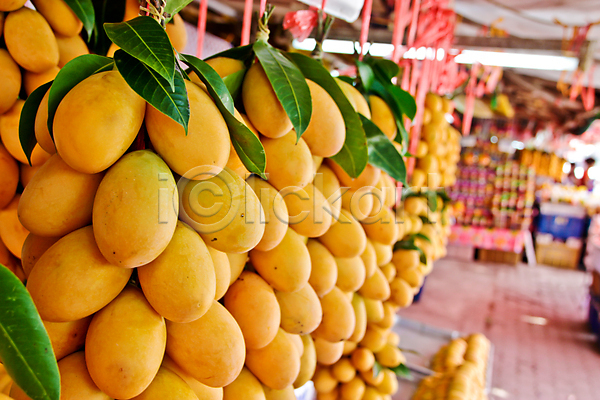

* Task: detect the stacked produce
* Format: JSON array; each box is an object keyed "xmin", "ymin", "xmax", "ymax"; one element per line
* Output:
[{"xmin": 412, "ymin": 334, "xmax": 491, "ymax": 400}]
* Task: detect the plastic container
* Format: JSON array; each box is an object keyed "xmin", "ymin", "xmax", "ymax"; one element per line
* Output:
[
  {"xmin": 297, "ymin": 0, "xmax": 365, "ymax": 22},
  {"xmin": 537, "ymin": 202, "xmax": 587, "ymax": 240}
]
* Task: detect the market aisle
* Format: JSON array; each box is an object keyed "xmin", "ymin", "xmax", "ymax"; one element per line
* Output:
[{"xmin": 398, "ymin": 257, "xmax": 599, "ymax": 400}]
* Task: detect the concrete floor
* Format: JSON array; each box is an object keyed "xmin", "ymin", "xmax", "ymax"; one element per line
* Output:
[{"xmin": 398, "ymin": 257, "xmax": 600, "ymax": 400}]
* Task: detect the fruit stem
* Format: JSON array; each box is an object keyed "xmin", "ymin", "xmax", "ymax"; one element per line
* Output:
[
  {"xmin": 256, "ymin": 4, "xmax": 275, "ymax": 42},
  {"xmin": 139, "ymin": 0, "xmax": 169, "ymax": 28},
  {"xmin": 312, "ymin": 14, "xmax": 334, "ymax": 61}
]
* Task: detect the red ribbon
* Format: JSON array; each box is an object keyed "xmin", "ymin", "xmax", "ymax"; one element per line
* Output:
[
  {"xmin": 583, "ymin": 63, "xmax": 596, "ymax": 111},
  {"xmin": 283, "ymin": 9, "xmax": 319, "ymax": 42},
  {"xmin": 259, "ymin": 0, "xmax": 267, "ymax": 19},
  {"xmin": 241, "ymin": 0, "xmax": 253, "ymax": 46},
  {"xmin": 359, "ymin": 0, "xmax": 374, "ymax": 61},
  {"xmin": 196, "ymin": 0, "xmax": 208, "ymax": 58}
]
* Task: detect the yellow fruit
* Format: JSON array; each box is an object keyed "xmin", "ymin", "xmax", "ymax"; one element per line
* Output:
[
  {"xmin": 371, "ymin": 240, "xmax": 392, "ymax": 267},
  {"xmin": 376, "ymin": 344, "xmax": 404, "ymax": 368},
  {"xmin": 335, "ymin": 256, "xmax": 366, "ymax": 292},
  {"xmin": 19, "ymin": 154, "xmax": 103, "ymax": 237},
  {"xmin": 315, "ymin": 164, "xmax": 342, "ymax": 220},
  {"xmin": 167, "ymin": 300, "xmax": 245, "ymax": 387},
  {"xmin": 313, "ymin": 368, "xmax": 338, "ymax": 394},
  {"xmin": 162, "ymin": 355, "xmax": 224, "ymax": 400},
  {"xmin": 263, "ymin": 385, "xmax": 296, "ymax": 400},
  {"xmin": 93, "ymin": 150, "xmax": 178, "ymax": 267},
  {"xmin": 43, "ymin": 316, "xmax": 91, "ymax": 361},
  {"xmin": 360, "ymin": 371, "xmax": 384, "ymax": 388},
  {"xmin": 409, "ymin": 214, "xmax": 423, "ymax": 234},
  {"xmin": 360, "ymin": 239, "xmax": 378, "ymax": 279},
  {"xmin": 341, "ymin": 81, "xmax": 370, "ymax": 118},
  {"xmin": 331, "ymin": 358, "xmax": 356, "ymax": 383},
  {"xmin": 343, "ymin": 340, "xmax": 357, "ymax": 355},
  {"xmin": 0, "ymin": 144, "xmax": 18, "ymax": 209},
  {"xmin": 246, "ymin": 176, "xmax": 288, "ymax": 251},
  {"xmin": 387, "ymin": 331, "xmax": 400, "ymax": 347},
  {"xmin": 328, "ymin": 161, "xmax": 381, "ymax": 191},
  {"xmin": 54, "ymin": 71, "xmax": 145, "ymax": 174},
  {"xmin": 364, "ymin": 298, "xmax": 384, "ymax": 324},
  {"xmin": 341, "ymin": 187, "xmax": 374, "ymax": 221},
  {"xmin": 314, "ymin": 337, "xmax": 344, "ymax": 365},
  {"xmin": 206, "ymin": 244, "xmax": 230, "ymax": 300},
  {"xmin": 294, "ymin": 334, "xmax": 317, "ymax": 388},
  {"xmin": 358, "ymin": 267, "xmax": 390, "ymax": 301},
  {"xmin": 0, "ymin": 100, "xmax": 51, "ymax": 165},
  {"xmin": 360, "ymin": 325, "xmax": 387, "ymax": 353},
  {"xmin": 398, "ymin": 267, "xmax": 424, "ymax": 288},
  {"xmin": 24, "ymin": 64, "xmax": 59, "ymax": 95},
  {"xmin": 205, "ymin": 57, "xmax": 245, "ymax": 78},
  {"xmin": 262, "ymin": 130, "xmax": 313, "ymax": 190},
  {"xmin": 312, "ymin": 155, "xmax": 323, "ymax": 175},
  {"xmin": 246, "ymin": 328, "xmax": 301, "ymax": 390},
  {"xmin": 379, "ymin": 263, "xmax": 396, "ymax": 283},
  {"xmin": 224, "ymin": 271, "xmax": 280, "ymax": 349},
  {"xmin": 21, "ymin": 234, "xmax": 60, "ymax": 278},
  {"xmin": 0, "ymin": 196, "xmax": 29, "ymax": 258},
  {"xmin": 391, "ymin": 249, "xmax": 420, "ymax": 271},
  {"xmin": 286, "ymin": 332, "xmax": 304, "ymax": 357},
  {"xmin": 319, "ymin": 208, "xmax": 366, "ymax": 258},
  {"xmin": 0, "ymin": 49, "xmax": 20, "ymax": 114},
  {"xmin": 147, "ymin": 81, "xmax": 230, "ymax": 179},
  {"xmin": 312, "ymin": 286, "xmax": 355, "ymax": 342},
  {"xmin": 86, "ymin": 287, "xmax": 166, "ymax": 399},
  {"xmin": 223, "ymin": 367, "xmax": 266, "ymax": 400},
  {"xmin": 425, "ymin": 93, "xmax": 443, "ymax": 112},
  {"xmin": 411, "ymin": 168, "xmax": 426, "ymax": 188},
  {"xmin": 181, "ymin": 167, "xmax": 265, "ymax": 253},
  {"xmin": 226, "ymin": 141, "xmax": 250, "ymax": 179},
  {"xmin": 340, "ymin": 375, "xmax": 365, "ymax": 400},
  {"xmin": 361, "ymin": 206, "xmax": 398, "ymax": 246},
  {"xmin": 131, "ymin": 366, "xmax": 197, "ymax": 400},
  {"xmin": 376, "ymin": 369, "xmax": 399, "ymax": 396},
  {"xmin": 422, "ymin": 108, "xmax": 432, "ymax": 125},
  {"xmin": 442, "ymin": 97, "xmax": 454, "ymax": 114},
  {"xmin": 56, "ymin": 34, "xmax": 89, "ymax": 67},
  {"xmin": 226, "ymin": 251, "xmax": 248, "ymax": 284},
  {"xmin": 336, "ymin": 79, "xmax": 357, "ymax": 109},
  {"xmin": 307, "ymin": 239, "xmax": 338, "ymax": 297},
  {"xmin": 369, "ymin": 95, "xmax": 396, "ymax": 139},
  {"xmin": 0, "ymin": 0, "xmax": 25, "ymax": 11},
  {"xmin": 165, "ymin": 14, "xmax": 187, "ymax": 52},
  {"xmin": 283, "ymin": 183, "xmax": 332, "ymax": 237},
  {"xmin": 347, "ymin": 294, "xmax": 367, "ymax": 343},
  {"xmin": 403, "ymin": 196, "xmax": 424, "ymax": 215},
  {"xmin": 4, "ymin": 8, "xmax": 59, "ymax": 72},
  {"xmin": 250, "ymin": 228, "xmax": 310, "ymax": 292},
  {"xmin": 389, "ymin": 278, "xmax": 414, "ymax": 308},
  {"xmin": 50, "ymin": 352, "xmax": 110, "ymax": 400},
  {"xmin": 375, "ymin": 302, "xmax": 396, "ymax": 330},
  {"xmin": 34, "ymin": 91, "xmax": 56, "ymax": 154},
  {"xmin": 416, "ymin": 140, "xmax": 428, "ymax": 158},
  {"xmin": 138, "ymin": 221, "xmax": 216, "ymax": 323},
  {"xmin": 350, "ymin": 348, "xmax": 374, "ymax": 372},
  {"xmin": 301, "ymin": 80, "xmax": 345, "ymax": 157},
  {"xmin": 243, "ymin": 63, "xmax": 292, "ymax": 138},
  {"xmin": 31, "ymin": 0, "xmax": 82, "ymax": 37},
  {"xmin": 276, "ymin": 283, "xmax": 322, "ymax": 335}
]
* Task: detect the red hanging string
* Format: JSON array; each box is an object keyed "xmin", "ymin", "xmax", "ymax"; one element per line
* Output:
[
  {"xmin": 196, "ymin": 0, "xmax": 208, "ymax": 58},
  {"xmin": 358, "ymin": 0, "xmax": 373, "ymax": 61},
  {"xmin": 462, "ymin": 63, "xmax": 480, "ymax": 135},
  {"xmin": 259, "ymin": 0, "xmax": 267, "ymax": 19},
  {"xmin": 583, "ymin": 63, "xmax": 596, "ymax": 111},
  {"xmin": 241, "ymin": 0, "xmax": 253, "ymax": 46},
  {"xmin": 321, "ymin": 0, "xmax": 327, "ymax": 15},
  {"xmin": 391, "ymin": 0, "xmax": 404, "ymax": 63},
  {"xmin": 406, "ymin": 0, "xmax": 422, "ymax": 47}
]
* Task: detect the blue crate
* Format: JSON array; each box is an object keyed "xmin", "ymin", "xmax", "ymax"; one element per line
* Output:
[
  {"xmin": 589, "ymin": 297, "xmax": 600, "ymax": 336},
  {"xmin": 537, "ymin": 214, "xmax": 586, "ymax": 239}
]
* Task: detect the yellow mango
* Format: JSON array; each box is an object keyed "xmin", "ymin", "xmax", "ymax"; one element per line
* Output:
[
  {"xmin": 301, "ymin": 80, "xmax": 345, "ymax": 157},
  {"xmin": 340, "ymin": 376, "xmax": 366, "ymax": 400},
  {"xmin": 294, "ymin": 335, "xmax": 316, "ymax": 388},
  {"xmin": 242, "ymin": 63, "xmax": 292, "ymax": 138},
  {"xmin": 56, "ymin": 34, "xmax": 89, "ymax": 67},
  {"xmin": 43, "ymin": 317, "xmax": 91, "ymax": 361},
  {"xmin": 181, "ymin": 167, "xmax": 265, "ymax": 253},
  {"xmin": 224, "ymin": 271, "xmax": 280, "ymax": 349},
  {"xmin": 358, "ymin": 267, "xmax": 390, "ymax": 301},
  {"xmin": 275, "ymin": 283, "xmax": 322, "ymax": 335},
  {"xmin": 312, "ymin": 368, "xmax": 337, "ymax": 393},
  {"xmin": 246, "ymin": 328, "xmax": 300, "ymax": 390},
  {"xmin": 165, "ymin": 14, "xmax": 187, "ymax": 52},
  {"xmin": 371, "ymin": 240, "xmax": 393, "ymax": 266},
  {"xmin": 206, "ymin": 244, "xmax": 231, "ymax": 300},
  {"xmin": 0, "ymin": 100, "xmax": 51, "ymax": 165},
  {"xmin": 360, "ymin": 239, "xmax": 378, "ymax": 279},
  {"xmin": 335, "ymin": 78, "xmax": 357, "ymax": 109},
  {"xmin": 162, "ymin": 355, "xmax": 224, "ymax": 400},
  {"xmin": 205, "ymin": 57, "xmax": 245, "ymax": 78},
  {"xmin": 223, "ymin": 367, "xmax": 265, "ymax": 400},
  {"xmin": 23, "ymin": 65, "xmax": 59, "ymax": 95},
  {"xmin": 166, "ymin": 300, "xmax": 246, "ymax": 387},
  {"xmin": 21, "ymin": 234, "xmax": 59, "ymax": 278},
  {"xmin": 361, "ymin": 206, "xmax": 398, "ymax": 246},
  {"xmin": 312, "ymin": 287, "xmax": 355, "ymax": 343},
  {"xmin": 341, "ymin": 187, "xmax": 373, "ymax": 221},
  {"xmin": 387, "ymin": 331, "xmax": 400, "ymax": 347},
  {"xmin": 389, "ymin": 278, "xmax": 414, "ymax": 308},
  {"xmin": 312, "ymin": 155, "xmax": 323, "ymax": 174},
  {"xmin": 131, "ymin": 366, "xmax": 198, "ymax": 400},
  {"xmin": 376, "ymin": 369, "xmax": 399, "ymax": 396},
  {"xmin": 335, "ymin": 256, "xmax": 366, "ymax": 292},
  {"xmin": 375, "ymin": 301, "xmax": 396, "ymax": 330},
  {"xmin": 375, "ymin": 344, "xmax": 404, "ymax": 368},
  {"xmin": 146, "ymin": 80, "xmax": 230, "ymax": 179},
  {"xmin": 262, "ymin": 130, "xmax": 313, "ymax": 190},
  {"xmin": 286, "ymin": 332, "xmax": 303, "ymax": 357},
  {"xmin": 263, "ymin": 385, "xmax": 296, "ymax": 400},
  {"xmin": 307, "ymin": 239, "xmax": 337, "ymax": 297},
  {"xmin": 86, "ymin": 287, "xmax": 166, "ymax": 399},
  {"xmin": 34, "ymin": 91, "xmax": 56, "ymax": 154},
  {"xmin": 0, "ymin": 49, "xmax": 20, "ymax": 114},
  {"xmin": 56, "ymin": 352, "xmax": 110, "ymax": 400},
  {"xmin": 0, "ymin": 0, "xmax": 25, "ymax": 11},
  {"xmin": 315, "ymin": 164, "xmax": 342, "ymax": 220},
  {"xmin": 19, "ymin": 164, "xmax": 40, "ymax": 189},
  {"xmin": 54, "ymin": 71, "xmax": 145, "ymax": 173},
  {"xmin": 343, "ymin": 340, "xmax": 357, "ymax": 355},
  {"xmin": 319, "ymin": 208, "xmax": 366, "ymax": 258},
  {"xmin": 364, "ymin": 298, "xmax": 384, "ymax": 324},
  {"xmin": 378, "ymin": 173, "xmax": 396, "ymax": 209},
  {"xmin": 26, "ymin": 226, "xmax": 132, "ymax": 321},
  {"xmin": 398, "ymin": 267, "xmax": 424, "ymax": 288},
  {"xmin": 249, "ymin": 228, "xmax": 310, "ymax": 293},
  {"xmin": 19, "ymin": 154, "xmax": 103, "ymax": 237},
  {"xmin": 138, "ymin": 221, "xmax": 216, "ymax": 323},
  {"xmin": 338, "ymin": 80, "xmax": 370, "ymax": 118},
  {"xmin": 0, "ymin": 143, "xmax": 19, "ymax": 209},
  {"xmin": 0, "ymin": 196, "xmax": 29, "ymax": 258},
  {"xmin": 350, "ymin": 347, "xmax": 374, "ymax": 372},
  {"xmin": 226, "ymin": 251, "xmax": 248, "ymax": 285},
  {"xmin": 369, "ymin": 95, "xmax": 396, "ymax": 139},
  {"xmin": 425, "ymin": 92, "xmax": 443, "ymax": 112},
  {"xmin": 93, "ymin": 150, "xmax": 178, "ymax": 267},
  {"xmin": 31, "ymin": 0, "xmax": 82, "ymax": 37},
  {"xmin": 246, "ymin": 176, "xmax": 288, "ymax": 251},
  {"xmin": 4, "ymin": 8, "xmax": 58, "ymax": 72},
  {"xmin": 327, "ymin": 160, "xmax": 381, "ymax": 191},
  {"xmin": 391, "ymin": 249, "xmax": 420, "ymax": 271},
  {"xmin": 347, "ymin": 294, "xmax": 367, "ymax": 343},
  {"xmin": 359, "ymin": 325, "xmax": 387, "ymax": 353},
  {"xmin": 283, "ymin": 182, "xmax": 332, "ymax": 238},
  {"xmin": 331, "ymin": 358, "xmax": 356, "ymax": 383}
]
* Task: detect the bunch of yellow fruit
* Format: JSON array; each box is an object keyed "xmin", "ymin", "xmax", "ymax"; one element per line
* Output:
[{"xmin": 413, "ymin": 334, "xmax": 491, "ymax": 400}]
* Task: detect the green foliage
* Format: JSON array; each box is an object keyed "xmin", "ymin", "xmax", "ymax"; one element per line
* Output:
[{"xmin": 19, "ymin": 82, "xmax": 52, "ymax": 166}]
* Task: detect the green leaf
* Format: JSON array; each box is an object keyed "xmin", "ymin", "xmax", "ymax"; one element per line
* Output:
[
  {"xmin": 419, "ymin": 215, "xmax": 433, "ymax": 225},
  {"xmin": 19, "ymin": 82, "xmax": 52, "ymax": 166},
  {"xmin": 86, "ymin": 0, "xmax": 127, "ymax": 54},
  {"xmin": 180, "ymin": 54, "xmax": 266, "ymax": 178},
  {"xmin": 285, "ymin": 52, "xmax": 368, "ymax": 178},
  {"xmin": 360, "ymin": 114, "xmax": 406, "ymax": 184},
  {"xmin": 393, "ymin": 240, "xmax": 427, "ymax": 264},
  {"xmin": 253, "ymin": 40, "xmax": 312, "ymax": 140},
  {"xmin": 64, "ymin": 0, "xmax": 95, "ymax": 38},
  {"xmin": 207, "ymin": 44, "xmax": 254, "ymax": 64},
  {"xmin": 337, "ymin": 75, "xmax": 355, "ymax": 85},
  {"xmin": 426, "ymin": 190, "xmax": 438, "ymax": 212},
  {"xmin": 0, "ymin": 265, "xmax": 59, "ymax": 400},
  {"xmin": 104, "ymin": 16, "xmax": 176, "ymax": 87},
  {"xmin": 47, "ymin": 54, "xmax": 114, "ymax": 137},
  {"xmin": 114, "ymin": 50, "xmax": 189, "ymax": 132},
  {"xmin": 391, "ymin": 364, "xmax": 412, "ymax": 380},
  {"xmin": 357, "ymin": 60, "xmax": 374, "ymax": 92},
  {"xmin": 388, "ymin": 85, "xmax": 417, "ymax": 121},
  {"xmin": 373, "ymin": 360, "xmax": 383, "ymax": 378},
  {"xmin": 222, "ymin": 69, "xmax": 246, "ymax": 100},
  {"xmin": 163, "ymin": 0, "xmax": 194, "ymax": 22},
  {"xmin": 412, "ymin": 233, "xmax": 432, "ymax": 244},
  {"xmin": 373, "ymin": 59, "xmax": 400, "ymax": 82}
]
